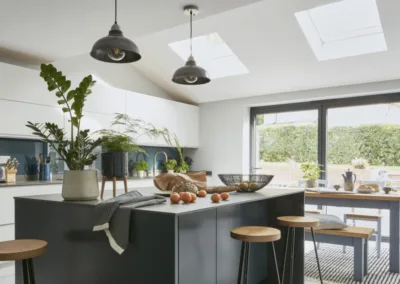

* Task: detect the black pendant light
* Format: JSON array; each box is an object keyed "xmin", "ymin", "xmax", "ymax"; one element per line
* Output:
[
  {"xmin": 91, "ymin": 0, "xmax": 141, "ymax": 63},
  {"xmin": 172, "ymin": 5, "xmax": 210, "ymax": 85}
]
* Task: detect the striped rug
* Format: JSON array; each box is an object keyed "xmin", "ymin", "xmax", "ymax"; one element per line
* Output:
[{"xmin": 305, "ymin": 244, "xmax": 400, "ymax": 283}]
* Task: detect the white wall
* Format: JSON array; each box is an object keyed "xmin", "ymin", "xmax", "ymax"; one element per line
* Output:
[
  {"xmin": 192, "ymin": 79, "xmax": 400, "ymax": 184},
  {"xmin": 53, "ymin": 53, "xmax": 176, "ymax": 101}
]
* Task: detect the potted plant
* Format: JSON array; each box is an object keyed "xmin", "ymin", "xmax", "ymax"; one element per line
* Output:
[
  {"xmin": 134, "ymin": 160, "xmax": 148, "ymax": 178},
  {"xmin": 164, "ymin": 159, "xmax": 177, "ymax": 174},
  {"xmin": 300, "ymin": 162, "xmax": 323, "ymax": 188},
  {"xmin": 99, "ymin": 133, "xmax": 146, "ymax": 179},
  {"xmin": 173, "ymin": 136, "xmax": 190, "ymax": 173},
  {"xmin": 26, "ymin": 64, "xmax": 102, "ymax": 201},
  {"xmin": 352, "ymin": 158, "xmax": 368, "ymax": 169},
  {"xmin": 5, "ymin": 158, "xmax": 19, "ymax": 184}
]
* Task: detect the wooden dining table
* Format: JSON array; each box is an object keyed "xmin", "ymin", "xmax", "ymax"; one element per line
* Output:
[{"xmin": 305, "ymin": 191, "xmax": 400, "ymax": 273}]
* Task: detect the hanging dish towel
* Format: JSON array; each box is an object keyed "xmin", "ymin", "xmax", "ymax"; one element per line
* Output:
[{"xmin": 93, "ymin": 190, "xmax": 166, "ymax": 254}]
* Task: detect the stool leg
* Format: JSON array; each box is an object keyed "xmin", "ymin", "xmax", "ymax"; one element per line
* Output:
[
  {"xmin": 243, "ymin": 242, "xmax": 250, "ymax": 284},
  {"xmin": 311, "ymin": 227, "xmax": 323, "ymax": 284},
  {"xmin": 289, "ymin": 227, "xmax": 295, "ymax": 284},
  {"xmin": 27, "ymin": 258, "xmax": 36, "ymax": 284},
  {"xmin": 22, "ymin": 259, "xmax": 30, "ymax": 284},
  {"xmin": 281, "ymin": 227, "xmax": 291, "ymax": 283},
  {"xmin": 237, "ymin": 242, "xmax": 245, "ymax": 284},
  {"xmin": 271, "ymin": 242, "xmax": 281, "ymax": 284},
  {"xmin": 343, "ymin": 215, "xmax": 347, "ymax": 253}
]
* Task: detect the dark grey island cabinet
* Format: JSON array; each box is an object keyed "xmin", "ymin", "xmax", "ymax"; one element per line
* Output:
[{"xmin": 14, "ymin": 187, "xmax": 305, "ymax": 284}]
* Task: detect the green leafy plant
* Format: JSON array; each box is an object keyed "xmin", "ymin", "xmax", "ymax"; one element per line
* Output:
[
  {"xmin": 300, "ymin": 162, "xmax": 323, "ymax": 181},
  {"xmin": 99, "ymin": 133, "xmax": 146, "ymax": 153},
  {"xmin": 134, "ymin": 160, "xmax": 149, "ymax": 172},
  {"xmin": 164, "ymin": 159, "xmax": 177, "ymax": 171},
  {"xmin": 26, "ymin": 64, "xmax": 102, "ymax": 170},
  {"xmin": 110, "ymin": 113, "xmax": 191, "ymax": 173}
]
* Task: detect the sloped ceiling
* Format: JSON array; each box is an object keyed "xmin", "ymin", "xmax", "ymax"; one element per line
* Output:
[{"xmin": 2, "ymin": 0, "xmax": 400, "ymax": 104}]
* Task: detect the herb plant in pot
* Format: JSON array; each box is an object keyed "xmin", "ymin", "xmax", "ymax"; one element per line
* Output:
[
  {"xmin": 100, "ymin": 133, "xmax": 145, "ymax": 180},
  {"xmin": 26, "ymin": 64, "xmax": 102, "ymax": 201},
  {"xmin": 300, "ymin": 162, "xmax": 323, "ymax": 188},
  {"xmin": 135, "ymin": 160, "xmax": 148, "ymax": 178},
  {"xmin": 164, "ymin": 159, "xmax": 177, "ymax": 174}
]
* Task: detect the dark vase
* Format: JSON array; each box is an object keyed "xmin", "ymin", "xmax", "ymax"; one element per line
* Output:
[{"xmin": 101, "ymin": 152, "xmax": 127, "ymax": 179}]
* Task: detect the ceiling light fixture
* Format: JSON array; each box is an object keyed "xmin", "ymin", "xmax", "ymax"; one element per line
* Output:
[
  {"xmin": 90, "ymin": 0, "xmax": 141, "ymax": 63},
  {"xmin": 172, "ymin": 5, "xmax": 210, "ymax": 85}
]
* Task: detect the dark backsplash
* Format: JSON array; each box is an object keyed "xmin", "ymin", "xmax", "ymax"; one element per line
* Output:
[{"xmin": 0, "ymin": 138, "xmax": 48, "ymax": 176}]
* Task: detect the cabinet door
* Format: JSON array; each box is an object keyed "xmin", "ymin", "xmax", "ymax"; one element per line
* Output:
[
  {"xmin": 175, "ymin": 103, "xmax": 199, "ymax": 148},
  {"xmin": 125, "ymin": 91, "xmax": 199, "ymax": 147},
  {"xmin": 64, "ymin": 111, "xmax": 118, "ymax": 139},
  {"xmin": 85, "ymin": 84, "xmax": 125, "ymax": 115},
  {"xmin": 125, "ymin": 92, "xmax": 175, "ymax": 146},
  {"xmin": 0, "ymin": 63, "xmax": 54, "ymax": 106},
  {"xmin": 0, "ymin": 100, "xmax": 65, "ymax": 138}
]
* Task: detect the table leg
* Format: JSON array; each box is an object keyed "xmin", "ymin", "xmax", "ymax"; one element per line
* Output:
[
  {"xmin": 390, "ymin": 201, "xmax": 400, "ymax": 273},
  {"xmin": 354, "ymin": 238, "xmax": 364, "ymax": 282},
  {"xmin": 364, "ymin": 239, "xmax": 368, "ymax": 276}
]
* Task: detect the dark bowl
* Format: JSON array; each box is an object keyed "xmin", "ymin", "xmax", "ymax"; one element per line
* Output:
[{"xmin": 218, "ymin": 174, "xmax": 274, "ymax": 192}]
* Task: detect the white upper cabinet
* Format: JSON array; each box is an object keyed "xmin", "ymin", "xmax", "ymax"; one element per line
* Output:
[
  {"xmin": 125, "ymin": 91, "xmax": 199, "ymax": 147},
  {"xmin": 0, "ymin": 100, "xmax": 65, "ymax": 138},
  {"xmin": 84, "ymin": 84, "xmax": 125, "ymax": 115},
  {"xmin": 64, "ymin": 111, "xmax": 118, "ymax": 139},
  {"xmin": 0, "ymin": 63, "xmax": 54, "ymax": 106}
]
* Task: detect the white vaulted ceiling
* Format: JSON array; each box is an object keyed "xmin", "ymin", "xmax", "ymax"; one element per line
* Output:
[{"xmin": 1, "ymin": 0, "xmax": 400, "ymax": 104}]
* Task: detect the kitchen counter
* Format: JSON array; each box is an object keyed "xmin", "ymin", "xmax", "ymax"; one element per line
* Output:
[
  {"xmin": 0, "ymin": 177, "xmax": 154, "ymax": 188},
  {"xmin": 15, "ymin": 187, "xmax": 305, "ymax": 284}
]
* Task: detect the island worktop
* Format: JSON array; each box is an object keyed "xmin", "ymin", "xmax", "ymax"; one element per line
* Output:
[
  {"xmin": 15, "ymin": 186, "xmax": 304, "ymax": 214},
  {"xmin": 15, "ymin": 187, "xmax": 305, "ymax": 284}
]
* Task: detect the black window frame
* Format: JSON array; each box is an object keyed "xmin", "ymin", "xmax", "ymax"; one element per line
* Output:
[{"xmin": 250, "ymin": 93, "xmax": 400, "ymax": 180}]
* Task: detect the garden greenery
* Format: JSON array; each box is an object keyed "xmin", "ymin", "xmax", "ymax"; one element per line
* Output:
[{"xmin": 258, "ymin": 124, "xmax": 400, "ymax": 166}]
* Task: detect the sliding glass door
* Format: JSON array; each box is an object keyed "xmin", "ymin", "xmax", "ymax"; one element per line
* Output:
[
  {"xmin": 252, "ymin": 109, "xmax": 319, "ymax": 187},
  {"xmin": 251, "ymin": 93, "xmax": 400, "ymax": 187}
]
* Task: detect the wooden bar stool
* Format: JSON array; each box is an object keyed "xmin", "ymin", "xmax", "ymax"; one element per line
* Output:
[
  {"xmin": 231, "ymin": 226, "xmax": 281, "ymax": 284},
  {"xmin": 277, "ymin": 216, "xmax": 322, "ymax": 284},
  {"xmin": 0, "ymin": 239, "xmax": 47, "ymax": 284}
]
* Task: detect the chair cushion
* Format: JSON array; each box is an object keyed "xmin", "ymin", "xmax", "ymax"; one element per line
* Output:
[{"xmin": 305, "ymin": 213, "xmax": 348, "ymax": 230}]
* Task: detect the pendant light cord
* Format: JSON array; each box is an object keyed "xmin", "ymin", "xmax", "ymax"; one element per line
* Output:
[
  {"xmin": 190, "ymin": 10, "xmax": 193, "ymax": 56},
  {"xmin": 115, "ymin": 0, "xmax": 118, "ymax": 24}
]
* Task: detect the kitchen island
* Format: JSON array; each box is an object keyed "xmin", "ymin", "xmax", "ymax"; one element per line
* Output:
[{"xmin": 15, "ymin": 187, "xmax": 305, "ymax": 284}]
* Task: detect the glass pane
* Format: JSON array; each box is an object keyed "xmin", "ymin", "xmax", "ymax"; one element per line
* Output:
[
  {"xmin": 326, "ymin": 103, "xmax": 400, "ymax": 235},
  {"xmin": 255, "ymin": 109, "xmax": 318, "ymax": 187},
  {"xmin": 327, "ymin": 103, "xmax": 400, "ymax": 187}
]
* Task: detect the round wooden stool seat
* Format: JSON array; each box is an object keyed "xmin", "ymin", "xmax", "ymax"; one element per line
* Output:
[
  {"xmin": 231, "ymin": 226, "xmax": 281, "ymax": 243},
  {"xmin": 0, "ymin": 239, "xmax": 47, "ymax": 261},
  {"xmin": 277, "ymin": 216, "xmax": 319, "ymax": 228}
]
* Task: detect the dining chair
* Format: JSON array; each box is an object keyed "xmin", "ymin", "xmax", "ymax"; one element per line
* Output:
[{"xmin": 343, "ymin": 180, "xmax": 384, "ymax": 257}]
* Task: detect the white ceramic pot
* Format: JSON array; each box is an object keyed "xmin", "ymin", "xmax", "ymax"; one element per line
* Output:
[
  {"xmin": 62, "ymin": 170, "xmax": 99, "ymax": 201},
  {"xmin": 137, "ymin": 170, "xmax": 145, "ymax": 178},
  {"xmin": 306, "ymin": 180, "xmax": 318, "ymax": 188},
  {"xmin": 167, "ymin": 170, "xmax": 175, "ymax": 174}
]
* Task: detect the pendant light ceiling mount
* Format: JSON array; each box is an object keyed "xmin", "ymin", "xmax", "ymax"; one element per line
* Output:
[
  {"xmin": 183, "ymin": 5, "xmax": 199, "ymax": 16},
  {"xmin": 90, "ymin": 0, "xmax": 141, "ymax": 64},
  {"xmin": 172, "ymin": 5, "xmax": 210, "ymax": 85}
]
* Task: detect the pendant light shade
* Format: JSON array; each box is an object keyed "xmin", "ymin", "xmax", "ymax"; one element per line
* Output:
[
  {"xmin": 91, "ymin": 0, "xmax": 141, "ymax": 63},
  {"xmin": 172, "ymin": 6, "xmax": 210, "ymax": 85},
  {"xmin": 172, "ymin": 56, "xmax": 210, "ymax": 85}
]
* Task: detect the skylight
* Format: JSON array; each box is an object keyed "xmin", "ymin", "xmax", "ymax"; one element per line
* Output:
[
  {"xmin": 169, "ymin": 33, "xmax": 249, "ymax": 79},
  {"xmin": 295, "ymin": 0, "xmax": 387, "ymax": 61}
]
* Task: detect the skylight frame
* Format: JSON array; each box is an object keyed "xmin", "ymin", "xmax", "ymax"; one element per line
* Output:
[
  {"xmin": 295, "ymin": 0, "xmax": 387, "ymax": 61},
  {"xmin": 169, "ymin": 32, "xmax": 249, "ymax": 80}
]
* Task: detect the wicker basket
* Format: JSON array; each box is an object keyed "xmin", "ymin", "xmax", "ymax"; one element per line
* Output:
[{"xmin": 218, "ymin": 174, "xmax": 274, "ymax": 192}]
